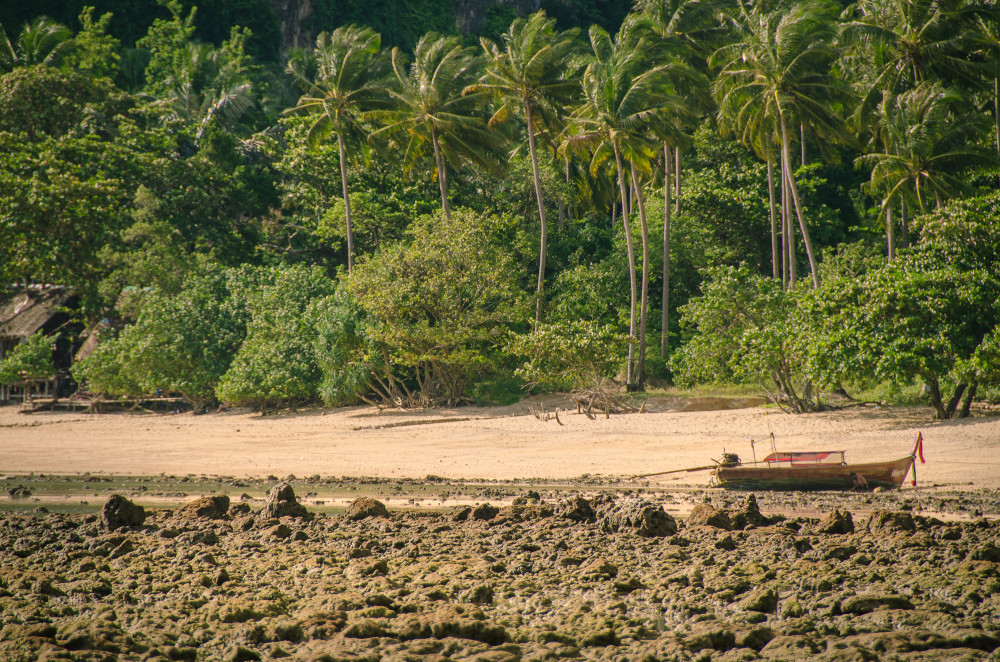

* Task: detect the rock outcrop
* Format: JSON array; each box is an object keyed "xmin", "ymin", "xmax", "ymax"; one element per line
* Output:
[
  {"xmin": 259, "ymin": 483, "xmax": 310, "ymax": 520},
  {"xmin": 101, "ymin": 494, "xmax": 145, "ymax": 530},
  {"xmin": 345, "ymin": 497, "xmax": 389, "ymax": 521}
]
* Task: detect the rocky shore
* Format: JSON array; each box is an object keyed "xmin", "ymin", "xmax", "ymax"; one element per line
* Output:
[{"xmin": 2, "ymin": 482, "xmax": 999, "ymax": 661}]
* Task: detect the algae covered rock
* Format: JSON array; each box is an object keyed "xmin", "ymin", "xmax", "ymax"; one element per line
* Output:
[
  {"xmin": 601, "ymin": 499, "xmax": 677, "ymax": 537},
  {"xmin": 260, "ymin": 482, "xmax": 311, "ymax": 520},
  {"xmin": 841, "ymin": 593, "xmax": 915, "ymax": 614},
  {"xmin": 176, "ymin": 495, "xmax": 230, "ymax": 519},
  {"xmin": 817, "ymin": 509, "xmax": 854, "ymax": 534},
  {"xmin": 556, "ymin": 496, "xmax": 596, "ymax": 523},
  {"xmin": 471, "ymin": 503, "xmax": 499, "ymax": 521},
  {"xmin": 730, "ymin": 494, "xmax": 770, "ymax": 529},
  {"xmin": 866, "ymin": 510, "xmax": 916, "ymax": 534},
  {"xmin": 101, "ymin": 494, "xmax": 146, "ymax": 530},
  {"xmin": 345, "ymin": 497, "xmax": 389, "ymax": 521},
  {"xmin": 687, "ymin": 503, "xmax": 733, "ymax": 530}
]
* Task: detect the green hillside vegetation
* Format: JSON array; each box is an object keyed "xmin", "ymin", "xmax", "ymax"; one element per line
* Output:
[{"xmin": 2, "ymin": 0, "xmax": 1000, "ymax": 418}]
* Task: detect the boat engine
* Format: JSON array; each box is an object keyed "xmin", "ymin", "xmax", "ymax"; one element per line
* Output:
[{"xmin": 720, "ymin": 452, "xmax": 741, "ymax": 468}]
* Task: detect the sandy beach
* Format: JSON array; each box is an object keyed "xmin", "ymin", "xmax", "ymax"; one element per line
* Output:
[{"xmin": 3, "ymin": 396, "xmax": 998, "ymax": 488}]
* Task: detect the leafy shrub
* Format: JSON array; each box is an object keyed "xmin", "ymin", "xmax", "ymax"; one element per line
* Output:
[
  {"xmin": 73, "ymin": 264, "xmax": 249, "ymax": 409},
  {"xmin": 670, "ymin": 265, "xmax": 818, "ymax": 412},
  {"xmin": 511, "ymin": 320, "xmax": 627, "ymax": 411},
  {"xmin": 72, "ymin": 332, "xmax": 146, "ymax": 398},
  {"xmin": 215, "ymin": 264, "xmax": 338, "ymax": 410},
  {"xmin": 345, "ymin": 209, "xmax": 530, "ymax": 406},
  {"xmin": 312, "ymin": 290, "xmax": 386, "ymax": 407},
  {"xmin": 0, "ymin": 332, "xmax": 56, "ymax": 383}
]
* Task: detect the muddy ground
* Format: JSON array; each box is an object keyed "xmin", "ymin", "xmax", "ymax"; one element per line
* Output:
[{"xmin": 2, "ymin": 474, "xmax": 999, "ymax": 661}]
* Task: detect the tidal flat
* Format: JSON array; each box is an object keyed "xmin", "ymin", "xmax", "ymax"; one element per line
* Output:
[{"xmin": 1, "ymin": 475, "xmax": 999, "ymax": 661}]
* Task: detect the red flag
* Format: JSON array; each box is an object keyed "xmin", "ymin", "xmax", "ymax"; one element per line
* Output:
[{"xmin": 917, "ymin": 432, "xmax": 925, "ymax": 464}]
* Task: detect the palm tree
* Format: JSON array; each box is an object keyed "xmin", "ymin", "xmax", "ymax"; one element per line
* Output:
[
  {"xmin": 972, "ymin": 15, "xmax": 1000, "ymax": 188},
  {"xmin": 374, "ymin": 33, "xmax": 502, "ymax": 222},
  {"xmin": 163, "ymin": 40, "xmax": 254, "ymax": 143},
  {"xmin": 286, "ymin": 26, "xmax": 388, "ymax": 273},
  {"xmin": 0, "ymin": 16, "xmax": 75, "ymax": 72},
  {"xmin": 638, "ymin": 0, "xmax": 731, "ymax": 210},
  {"xmin": 712, "ymin": 0, "xmax": 853, "ymax": 288},
  {"xmin": 470, "ymin": 11, "xmax": 580, "ymax": 326},
  {"xmin": 858, "ymin": 82, "xmax": 996, "ymax": 224},
  {"xmin": 566, "ymin": 24, "xmax": 690, "ymax": 389},
  {"xmin": 842, "ymin": 0, "xmax": 994, "ymax": 123},
  {"xmin": 632, "ymin": 0, "xmax": 717, "ymax": 355}
]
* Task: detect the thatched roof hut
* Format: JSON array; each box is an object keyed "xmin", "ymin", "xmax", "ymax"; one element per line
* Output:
[{"xmin": 0, "ymin": 286, "xmax": 79, "ymax": 362}]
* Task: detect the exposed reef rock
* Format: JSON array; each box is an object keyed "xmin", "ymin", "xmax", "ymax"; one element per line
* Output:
[{"xmin": 3, "ymin": 487, "xmax": 999, "ymax": 661}]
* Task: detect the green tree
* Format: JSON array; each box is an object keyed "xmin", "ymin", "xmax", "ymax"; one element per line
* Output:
[
  {"xmin": 629, "ymin": 0, "xmax": 714, "ymax": 357},
  {"xmin": 803, "ymin": 194, "xmax": 1000, "ymax": 418},
  {"xmin": 96, "ymin": 186, "xmax": 199, "ymax": 312},
  {"xmin": 0, "ymin": 129, "xmax": 133, "ymax": 309},
  {"xmin": 312, "ymin": 289, "xmax": 387, "ymax": 407},
  {"xmin": 71, "ymin": 328, "xmax": 146, "ymax": 399},
  {"xmin": 712, "ymin": 0, "xmax": 853, "ymax": 288},
  {"xmin": 842, "ymin": 0, "xmax": 994, "ymax": 119},
  {"xmin": 511, "ymin": 319, "xmax": 628, "ymax": 410},
  {"xmin": 0, "ymin": 332, "xmax": 56, "ymax": 383},
  {"xmin": 158, "ymin": 33, "xmax": 255, "ymax": 143},
  {"xmin": 285, "ymin": 25, "xmax": 388, "ymax": 273},
  {"xmin": 804, "ymin": 260, "xmax": 999, "ymax": 419},
  {"xmin": 63, "ymin": 7, "xmax": 120, "ymax": 79},
  {"xmin": 345, "ymin": 209, "xmax": 529, "ymax": 406},
  {"xmin": 857, "ymin": 82, "xmax": 996, "ymax": 227},
  {"xmin": 0, "ymin": 64, "xmax": 115, "ymax": 139},
  {"xmin": 73, "ymin": 264, "xmax": 250, "ymax": 410},
  {"xmin": 135, "ymin": 0, "xmax": 196, "ymax": 99},
  {"xmin": 670, "ymin": 264, "xmax": 819, "ymax": 412},
  {"xmin": 0, "ymin": 15, "xmax": 75, "ymax": 72},
  {"xmin": 374, "ymin": 32, "xmax": 502, "ymax": 222},
  {"xmin": 471, "ymin": 10, "xmax": 581, "ymax": 325},
  {"xmin": 566, "ymin": 23, "xmax": 690, "ymax": 388},
  {"xmin": 215, "ymin": 264, "xmax": 338, "ymax": 410}
]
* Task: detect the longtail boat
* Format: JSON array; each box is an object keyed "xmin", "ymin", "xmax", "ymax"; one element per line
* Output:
[{"xmin": 712, "ymin": 432, "xmax": 926, "ymax": 491}]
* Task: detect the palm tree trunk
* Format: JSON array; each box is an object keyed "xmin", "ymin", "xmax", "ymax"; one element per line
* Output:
[
  {"xmin": 674, "ymin": 146, "xmax": 681, "ymax": 214},
  {"xmin": 767, "ymin": 158, "xmax": 779, "ymax": 280},
  {"xmin": 800, "ymin": 123, "xmax": 806, "ymax": 167},
  {"xmin": 337, "ymin": 134, "xmax": 355, "ymax": 273},
  {"xmin": 565, "ymin": 156, "xmax": 572, "ymax": 218},
  {"xmin": 886, "ymin": 203, "xmax": 895, "ymax": 262},
  {"xmin": 780, "ymin": 114, "xmax": 820, "ymax": 288},
  {"xmin": 995, "ymin": 77, "xmax": 1000, "ymax": 189},
  {"xmin": 661, "ymin": 144, "xmax": 672, "ymax": 358},
  {"xmin": 614, "ymin": 145, "xmax": 638, "ymax": 389},
  {"xmin": 631, "ymin": 162, "xmax": 650, "ymax": 389},
  {"xmin": 900, "ymin": 198, "xmax": 909, "ymax": 248},
  {"xmin": 430, "ymin": 126, "xmax": 451, "ymax": 223},
  {"xmin": 525, "ymin": 103, "xmax": 548, "ymax": 328},
  {"xmin": 782, "ymin": 150, "xmax": 794, "ymax": 288},
  {"xmin": 915, "ymin": 177, "xmax": 927, "ymax": 213}
]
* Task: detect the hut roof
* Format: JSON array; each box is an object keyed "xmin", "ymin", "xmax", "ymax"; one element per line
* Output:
[{"xmin": 0, "ymin": 287, "xmax": 74, "ymax": 340}]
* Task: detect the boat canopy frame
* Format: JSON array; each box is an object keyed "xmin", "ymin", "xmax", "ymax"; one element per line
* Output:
[{"xmin": 762, "ymin": 451, "xmax": 846, "ymax": 466}]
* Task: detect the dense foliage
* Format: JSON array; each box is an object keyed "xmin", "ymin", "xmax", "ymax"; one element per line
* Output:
[
  {"xmin": 0, "ymin": 332, "xmax": 57, "ymax": 382},
  {"xmin": 2, "ymin": 0, "xmax": 998, "ymax": 418}
]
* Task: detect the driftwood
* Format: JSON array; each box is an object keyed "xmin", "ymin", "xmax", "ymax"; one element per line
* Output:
[
  {"xmin": 529, "ymin": 403, "xmax": 564, "ymax": 425},
  {"xmin": 574, "ymin": 387, "xmax": 643, "ymax": 419}
]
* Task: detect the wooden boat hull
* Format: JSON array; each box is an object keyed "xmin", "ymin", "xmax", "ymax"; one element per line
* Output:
[{"xmin": 715, "ymin": 455, "xmax": 915, "ymax": 491}]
